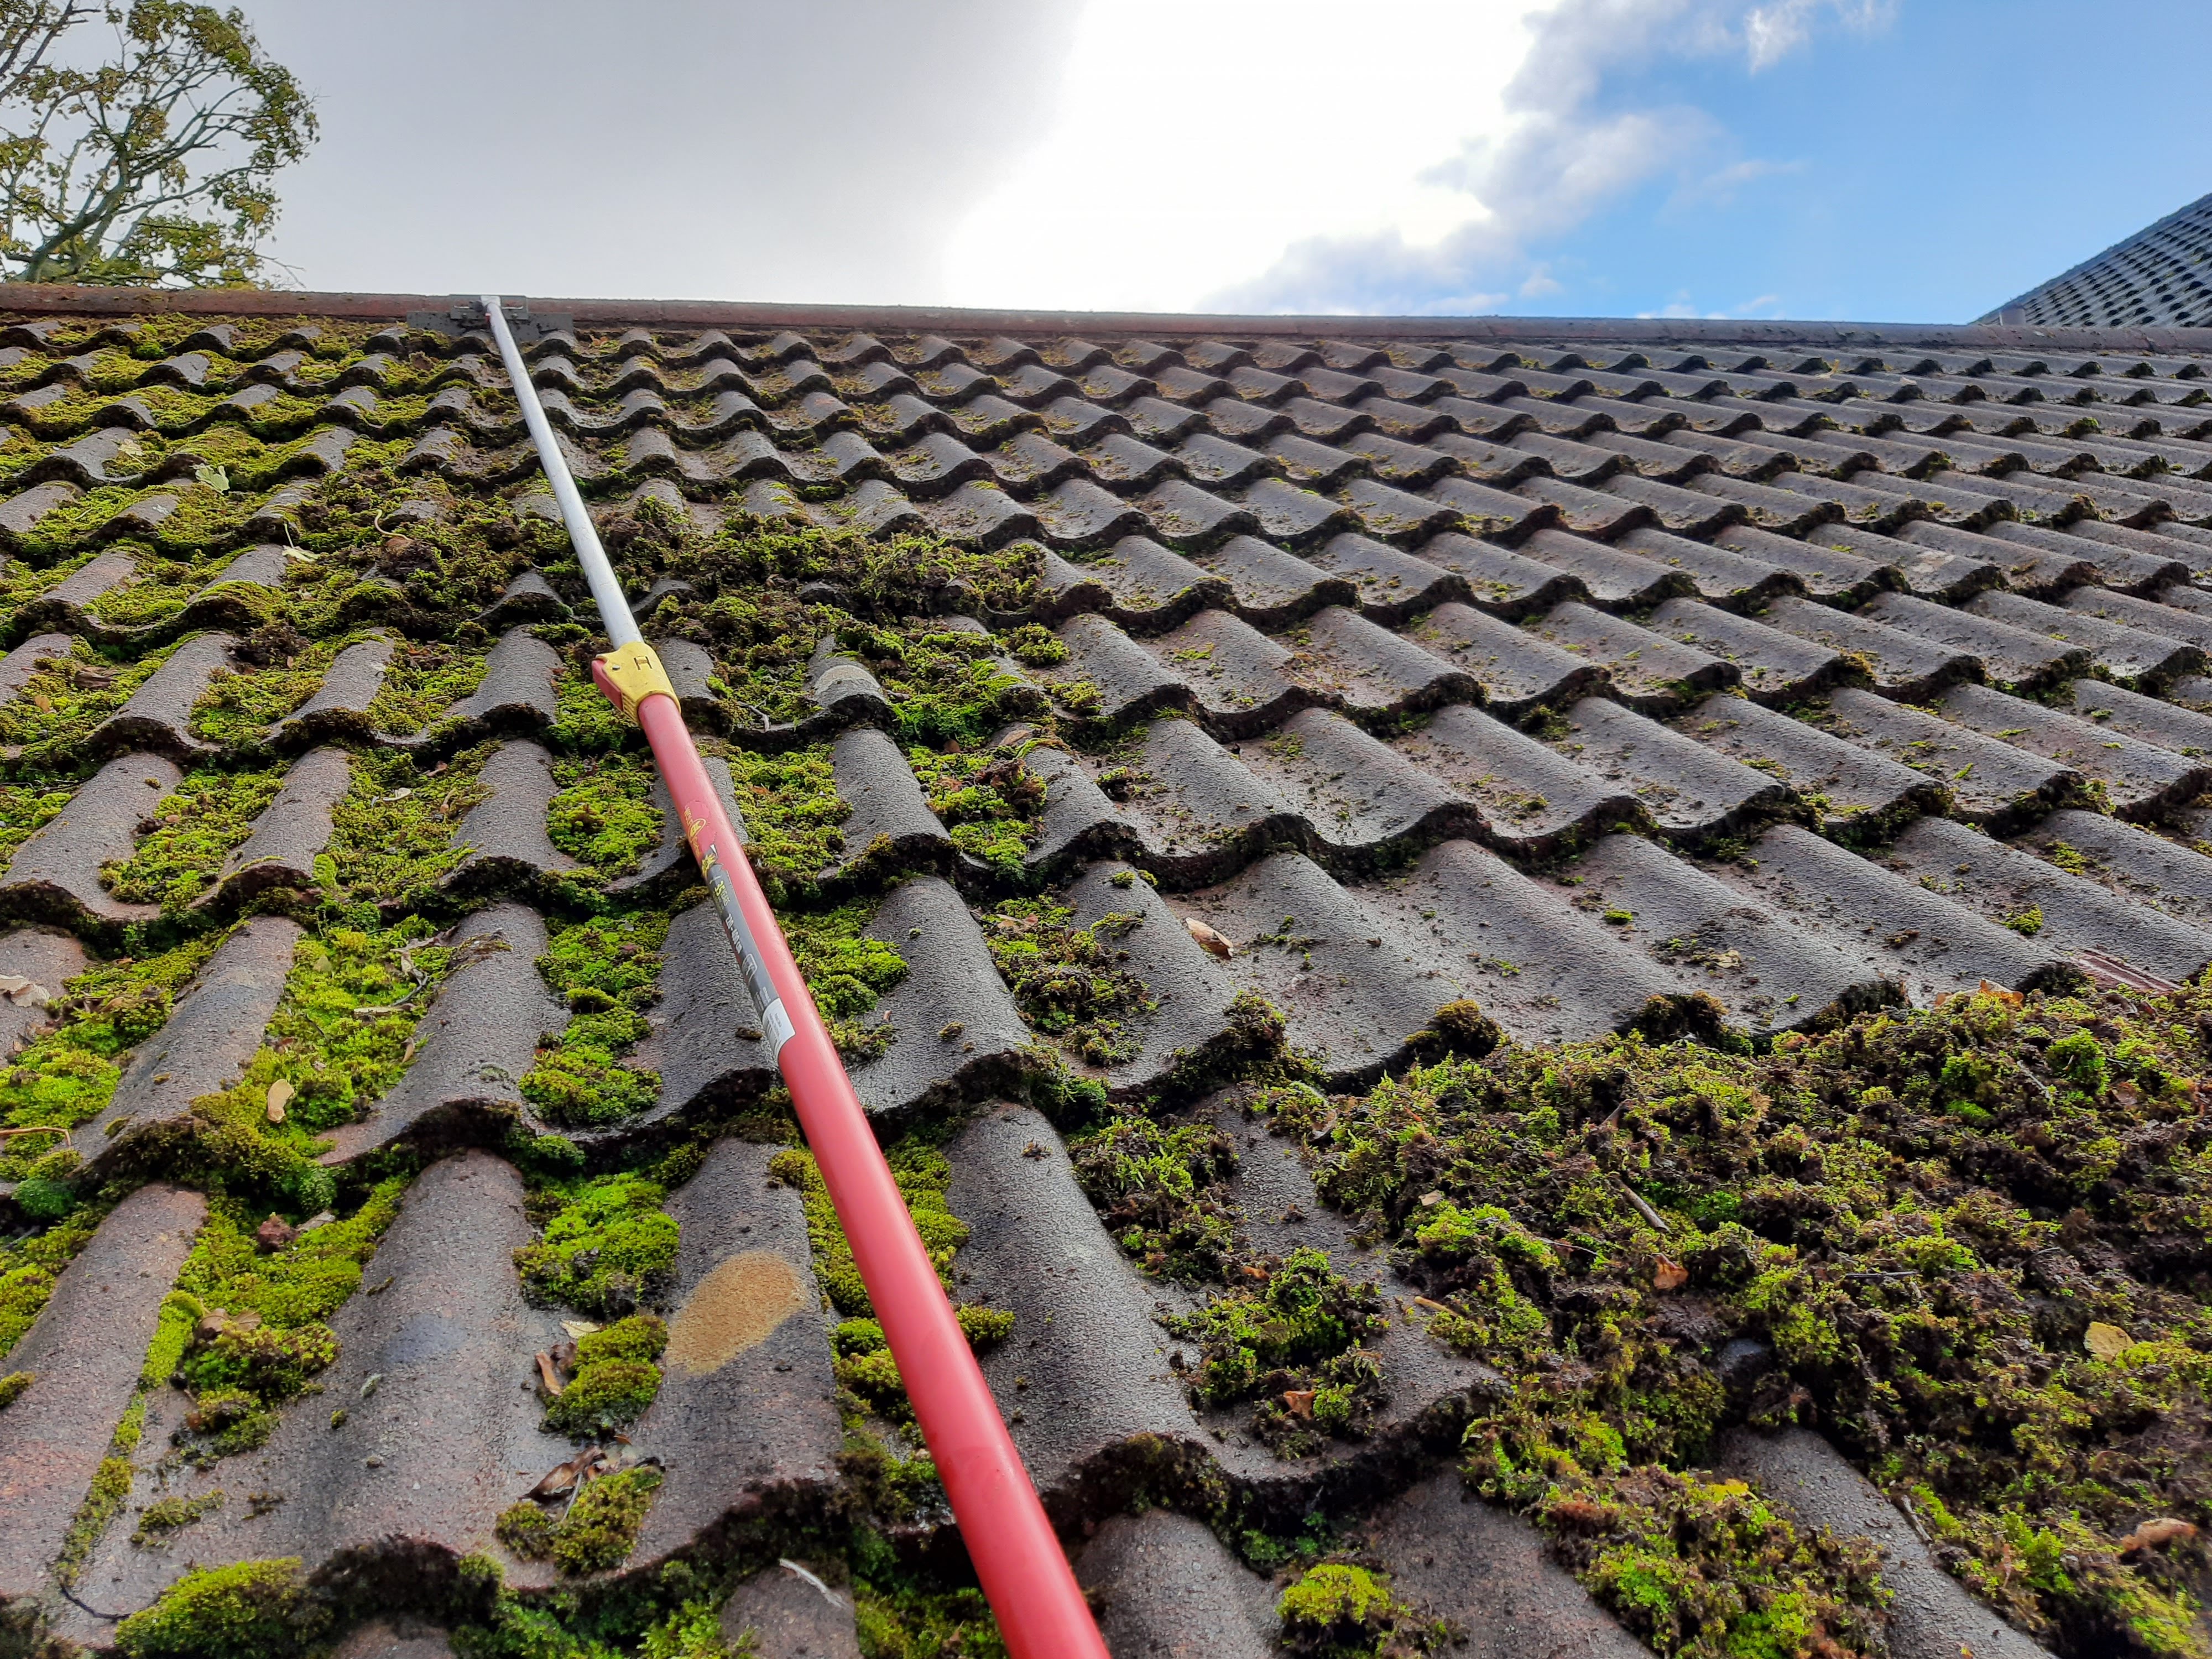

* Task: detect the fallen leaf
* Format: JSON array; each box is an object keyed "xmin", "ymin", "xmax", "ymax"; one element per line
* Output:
[
  {"xmin": 1976, "ymin": 980, "xmax": 2025, "ymax": 1008},
  {"xmin": 1418, "ymin": 1191, "xmax": 1444, "ymax": 1207},
  {"xmin": 2120, "ymin": 1517, "xmax": 2198, "ymax": 1554},
  {"xmin": 1653, "ymin": 1257, "xmax": 1690, "ymax": 1292},
  {"xmin": 265, "ymin": 1079, "xmax": 294, "ymax": 1124},
  {"xmin": 535, "ymin": 1352, "xmax": 565, "ymax": 1396},
  {"xmin": 31, "ymin": 693, "xmax": 49, "ymax": 714},
  {"xmin": 1412, "ymin": 1296, "xmax": 1447, "ymax": 1313},
  {"xmin": 525, "ymin": 1446, "xmax": 607, "ymax": 1501},
  {"xmin": 2085, "ymin": 1321, "xmax": 2133, "ymax": 1360},
  {"xmin": 560, "ymin": 1319, "xmax": 601, "ymax": 1341},
  {"xmin": 1185, "ymin": 917, "xmax": 1234, "ymax": 959},
  {"xmin": 1282, "ymin": 1389, "xmax": 1316, "ymax": 1419},
  {"xmin": 0, "ymin": 974, "xmax": 51, "ymax": 1007}
]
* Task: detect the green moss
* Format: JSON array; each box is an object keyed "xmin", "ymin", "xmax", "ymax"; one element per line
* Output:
[
  {"xmin": 545, "ymin": 1314, "xmax": 669, "ymax": 1438},
  {"xmin": 1277, "ymin": 1563, "xmax": 1435, "ymax": 1659},
  {"xmin": 101, "ymin": 768, "xmax": 284, "ymax": 909},
  {"xmin": 0, "ymin": 1369, "xmax": 30, "ymax": 1408},
  {"xmin": 364, "ymin": 639, "xmax": 487, "ymax": 734},
  {"xmin": 0, "ymin": 1206, "xmax": 104, "ymax": 1358},
  {"xmin": 550, "ymin": 1464, "xmax": 664, "ymax": 1575},
  {"xmin": 261, "ymin": 922, "xmax": 457, "ymax": 1130},
  {"xmin": 547, "ymin": 750, "xmax": 664, "ymax": 875},
  {"xmin": 984, "ymin": 896, "xmax": 1157, "ymax": 1066},
  {"xmin": 1070, "ymin": 1115, "xmax": 1240, "ymax": 1281},
  {"xmin": 0, "ymin": 634, "xmax": 169, "ymax": 778},
  {"xmin": 190, "ymin": 637, "xmax": 342, "ymax": 744},
  {"xmin": 1166, "ymin": 1245, "xmax": 1389, "ymax": 1453},
  {"xmin": 322, "ymin": 743, "xmax": 495, "ymax": 911},
  {"xmin": 0, "ymin": 780, "xmax": 71, "ymax": 864},
  {"xmin": 113, "ymin": 1557, "xmax": 328, "ymax": 1659},
  {"xmin": 514, "ymin": 1172, "xmax": 680, "ymax": 1316},
  {"xmin": 495, "ymin": 1500, "xmax": 555, "ymax": 1559},
  {"xmin": 521, "ymin": 914, "xmax": 666, "ymax": 1127},
  {"xmin": 851, "ymin": 1577, "xmax": 1005, "ymax": 1659},
  {"xmin": 56, "ymin": 1454, "xmax": 135, "ymax": 1588},
  {"xmin": 906, "ymin": 745, "xmax": 1045, "ymax": 875},
  {"xmin": 779, "ymin": 902, "xmax": 906, "ymax": 1062},
  {"xmin": 717, "ymin": 742, "xmax": 851, "ymax": 889},
  {"xmin": 1265, "ymin": 984, "xmax": 2212, "ymax": 1657}
]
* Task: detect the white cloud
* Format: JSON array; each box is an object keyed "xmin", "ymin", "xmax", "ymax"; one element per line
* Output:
[
  {"xmin": 942, "ymin": 0, "xmax": 1775, "ymax": 316},
  {"xmin": 940, "ymin": 1, "xmax": 1542, "ymax": 312}
]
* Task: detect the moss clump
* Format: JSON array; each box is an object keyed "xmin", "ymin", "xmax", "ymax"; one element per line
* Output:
[
  {"xmin": 113, "ymin": 1557, "xmax": 328, "ymax": 1659},
  {"xmin": 907, "ymin": 744, "xmax": 1045, "ymax": 875},
  {"xmin": 1071, "ymin": 1115, "xmax": 1240, "ymax": 1281},
  {"xmin": 0, "ymin": 1212, "xmax": 104, "ymax": 1363},
  {"xmin": 1274, "ymin": 985, "xmax": 2212, "ymax": 1658},
  {"xmin": 547, "ymin": 750, "xmax": 664, "ymax": 875},
  {"xmin": 166, "ymin": 1180, "xmax": 404, "ymax": 1460},
  {"xmin": 0, "ymin": 635, "xmax": 165, "ymax": 779},
  {"xmin": 260, "ymin": 922, "xmax": 456, "ymax": 1130},
  {"xmin": 779, "ymin": 902, "xmax": 906, "ymax": 1062},
  {"xmin": 521, "ymin": 914, "xmax": 666, "ymax": 1126},
  {"xmin": 100, "ymin": 769, "xmax": 283, "ymax": 909},
  {"xmin": 0, "ymin": 1370, "xmax": 31, "ymax": 1408},
  {"xmin": 718, "ymin": 742, "xmax": 851, "ymax": 891},
  {"xmin": 514, "ymin": 1172, "xmax": 680, "ymax": 1316},
  {"xmin": 189, "ymin": 637, "xmax": 342, "ymax": 744},
  {"xmin": 1, "ymin": 934, "xmax": 221, "ymax": 1176},
  {"xmin": 322, "ymin": 743, "xmax": 495, "ymax": 911},
  {"xmin": 364, "ymin": 639, "xmax": 486, "ymax": 734},
  {"xmin": 1276, "ymin": 1563, "xmax": 1437, "ymax": 1659},
  {"xmin": 544, "ymin": 1313, "xmax": 668, "ymax": 1438},
  {"xmin": 984, "ymin": 898, "xmax": 1157, "ymax": 1067},
  {"xmin": 851, "ymin": 1575, "xmax": 1005, "ymax": 1659},
  {"xmin": 494, "ymin": 1499, "xmax": 555, "ymax": 1559},
  {"xmin": 133, "ymin": 1489, "xmax": 226, "ymax": 1545},
  {"xmin": 0, "ymin": 780, "xmax": 71, "ymax": 864},
  {"xmin": 1167, "ymin": 1245, "xmax": 1390, "ymax": 1453},
  {"xmin": 549, "ymin": 1464, "xmax": 664, "ymax": 1575}
]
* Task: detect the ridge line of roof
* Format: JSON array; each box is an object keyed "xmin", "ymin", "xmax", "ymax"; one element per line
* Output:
[
  {"xmin": 1978, "ymin": 190, "xmax": 2212, "ymax": 325},
  {"xmin": 5, "ymin": 281, "xmax": 2212, "ymax": 350}
]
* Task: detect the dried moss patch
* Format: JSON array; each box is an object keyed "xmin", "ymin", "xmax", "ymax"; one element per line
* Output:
[
  {"xmin": 0, "ymin": 636, "xmax": 168, "ymax": 779},
  {"xmin": 363, "ymin": 639, "xmax": 486, "ymax": 734},
  {"xmin": 984, "ymin": 896, "xmax": 1156, "ymax": 1067},
  {"xmin": 1072, "ymin": 1116, "xmax": 1241, "ymax": 1281},
  {"xmin": 907, "ymin": 744, "xmax": 1045, "ymax": 876}
]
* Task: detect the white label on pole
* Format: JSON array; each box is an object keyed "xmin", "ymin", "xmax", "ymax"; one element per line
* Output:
[{"xmin": 761, "ymin": 998, "xmax": 797, "ymax": 1057}]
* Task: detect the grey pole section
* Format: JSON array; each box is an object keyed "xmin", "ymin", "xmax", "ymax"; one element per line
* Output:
[{"xmin": 477, "ymin": 294, "xmax": 642, "ymax": 649}]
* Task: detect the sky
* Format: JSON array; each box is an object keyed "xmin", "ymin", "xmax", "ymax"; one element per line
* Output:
[{"xmin": 237, "ymin": 0, "xmax": 2212, "ymax": 323}]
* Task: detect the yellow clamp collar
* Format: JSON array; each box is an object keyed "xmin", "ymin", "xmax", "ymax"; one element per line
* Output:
[{"xmin": 594, "ymin": 641, "xmax": 677, "ymax": 723}]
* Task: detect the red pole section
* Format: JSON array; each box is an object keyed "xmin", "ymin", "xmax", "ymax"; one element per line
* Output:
[
  {"xmin": 480, "ymin": 289, "xmax": 1104, "ymax": 1655},
  {"xmin": 610, "ymin": 649, "xmax": 1108, "ymax": 1659}
]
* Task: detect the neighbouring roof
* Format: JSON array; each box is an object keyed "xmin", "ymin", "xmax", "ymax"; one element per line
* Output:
[
  {"xmin": 1983, "ymin": 190, "xmax": 2212, "ymax": 329},
  {"xmin": 4, "ymin": 287, "xmax": 2212, "ymax": 1653}
]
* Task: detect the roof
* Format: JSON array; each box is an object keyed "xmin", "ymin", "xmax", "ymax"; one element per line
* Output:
[
  {"xmin": 3, "ymin": 288, "xmax": 2212, "ymax": 1654},
  {"xmin": 1982, "ymin": 190, "xmax": 2212, "ymax": 329}
]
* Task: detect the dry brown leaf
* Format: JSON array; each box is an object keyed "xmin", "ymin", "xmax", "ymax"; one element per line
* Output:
[
  {"xmin": 1185, "ymin": 917, "xmax": 1234, "ymax": 959},
  {"xmin": 30, "ymin": 693, "xmax": 49, "ymax": 714},
  {"xmin": 559, "ymin": 1319, "xmax": 601, "ymax": 1341},
  {"xmin": 2085, "ymin": 1321, "xmax": 2133, "ymax": 1360},
  {"xmin": 1976, "ymin": 980, "xmax": 2024, "ymax": 1008},
  {"xmin": 1653, "ymin": 1257, "xmax": 1689, "ymax": 1292},
  {"xmin": 1282, "ymin": 1389, "xmax": 1317, "ymax": 1420},
  {"xmin": 2120, "ymin": 1517, "xmax": 2198, "ymax": 1554},
  {"xmin": 525, "ymin": 1447, "xmax": 605, "ymax": 1500},
  {"xmin": 1418, "ymin": 1191, "xmax": 1444, "ymax": 1207},
  {"xmin": 1412, "ymin": 1296, "xmax": 1447, "ymax": 1313},
  {"xmin": 535, "ymin": 1352, "xmax": 565, "ymax": 1397},
  {"xmin": 265, "ymin": 1079, "xmax": 294, "ymax": 1124}
]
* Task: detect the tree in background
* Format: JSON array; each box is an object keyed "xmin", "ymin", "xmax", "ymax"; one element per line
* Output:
[{"xmin": 0, "ymin": 1, "xmax": 314, "ymax": 287}]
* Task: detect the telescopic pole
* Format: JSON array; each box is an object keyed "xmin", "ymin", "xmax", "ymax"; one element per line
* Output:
[{"xmin": 477, "ymin": 297, "xmax": 1107, "ymax": 1659}]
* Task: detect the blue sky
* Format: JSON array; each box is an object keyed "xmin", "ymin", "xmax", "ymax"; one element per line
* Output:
[
  {"xmin": 246, "ymin": 1, "xmax": 2212, "ymax": 325},
  {"xmin": 1511, "ymin": 2, "xmax": 2212, "ymax": 322}
]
